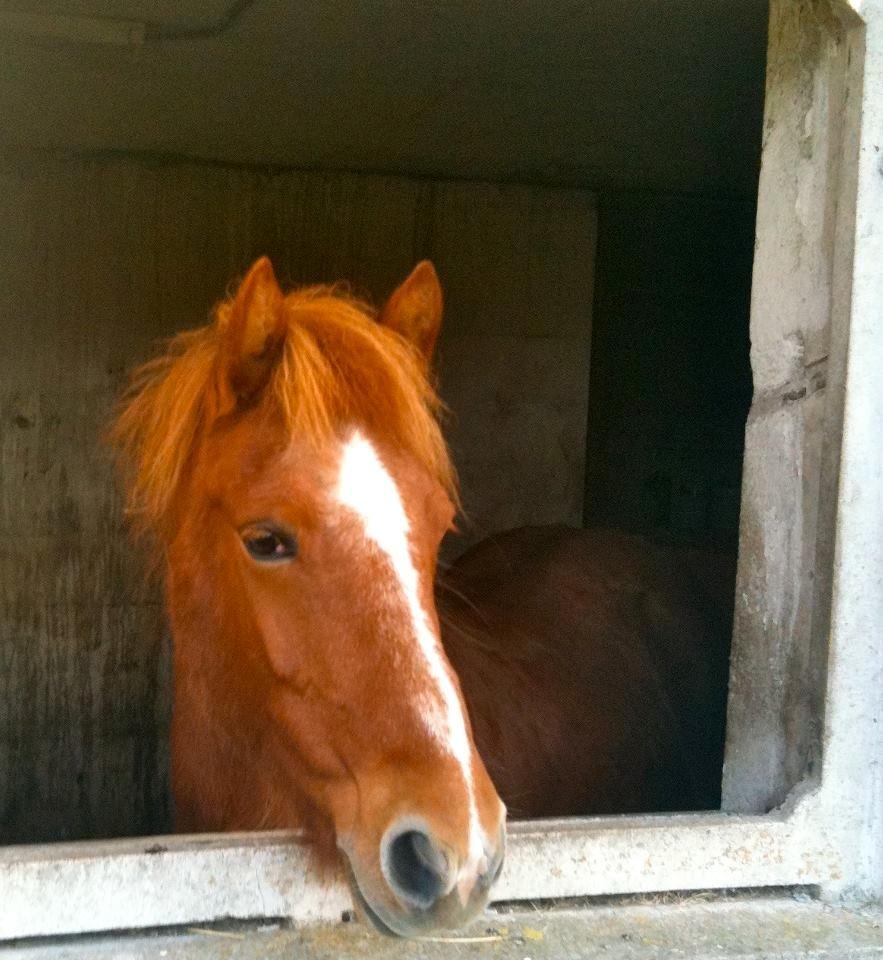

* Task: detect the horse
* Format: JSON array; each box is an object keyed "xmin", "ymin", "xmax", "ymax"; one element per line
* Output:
[
  {"xmin": 110, "ymin": 256, "xmax": 733, "ymax": 936},
  {"xmin": 111, "ymin": 257, "xmax": 505, "ymax": 937},
  {"xmin": 438, "ymin": 526, "xmax": 733, "ymax": 818}
]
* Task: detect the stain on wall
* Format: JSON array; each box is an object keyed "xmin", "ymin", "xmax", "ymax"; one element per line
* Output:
[
  {"xmin": 0, "ymin": 156, "xmax": 595, "ymax": 842},
  {"xmin": 431, "ymin": 183, "xmax": 596, "ymax": 548}
]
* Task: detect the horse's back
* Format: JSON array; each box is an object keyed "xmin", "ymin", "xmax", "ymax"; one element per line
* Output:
[{"xmin": 439, "ymin": 526, "xmax": 735, "ymax": 818}]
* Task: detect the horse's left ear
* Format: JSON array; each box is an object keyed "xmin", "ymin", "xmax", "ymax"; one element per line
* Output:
[
  {"xmin": 379, "ymin": 260, "xmax": 443, "ymax": 365},
  {"xmin": 219, "ymin": 256, "xmax": 286, "ymax": 405}
]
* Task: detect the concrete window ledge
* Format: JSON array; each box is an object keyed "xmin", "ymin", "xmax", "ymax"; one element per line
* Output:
[{"xmin": 5, "ymin": 895, "xmax": 883, "ymax": 960}]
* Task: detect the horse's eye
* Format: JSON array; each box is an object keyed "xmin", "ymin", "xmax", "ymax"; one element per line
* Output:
[{"xmin": 241, "ymin": 524, "xmax": 298, "ymax": 563}]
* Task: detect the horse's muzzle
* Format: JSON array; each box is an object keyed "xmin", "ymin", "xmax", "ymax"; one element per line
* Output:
[{"xmin": 342, "ymin": 823, "xmax": 505, "ymax": 938}]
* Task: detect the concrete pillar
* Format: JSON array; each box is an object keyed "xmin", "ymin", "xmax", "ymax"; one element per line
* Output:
[{"xmin": 722, "ymin": 0, "xmax": 864, "ymax": 813}]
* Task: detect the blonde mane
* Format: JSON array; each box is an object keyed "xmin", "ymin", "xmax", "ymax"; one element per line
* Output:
[{"xmin": 109, "ymin": 285, "xmax": 456, "ymax": 540}]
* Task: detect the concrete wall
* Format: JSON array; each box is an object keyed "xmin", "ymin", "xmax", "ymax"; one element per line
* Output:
[
  {"xmin": 722, "ymin": 0, "xmax": 861, "ymax": 814},
  {"xmin": 0, "ymin": 155, "xmax": 595, "ymax": 842},
  {"xmin": 434, "ymin": 183, "xmax": 595, "ymax": 547}
]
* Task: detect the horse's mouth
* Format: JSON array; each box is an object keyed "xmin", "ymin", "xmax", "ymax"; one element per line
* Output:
[{"xmin": 345, "ymin": 868, "xmax": 404, "ymax": 938}]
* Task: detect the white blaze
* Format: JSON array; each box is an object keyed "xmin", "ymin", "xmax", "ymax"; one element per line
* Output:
[{"xmin": 334, "ymin": 430, "xmax": 484, "ymax": 880}]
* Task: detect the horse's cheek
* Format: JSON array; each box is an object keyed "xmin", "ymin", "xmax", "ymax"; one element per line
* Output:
[{"xmin": 269, "ymin": 689, "xmax": 351, "ymax": 785}]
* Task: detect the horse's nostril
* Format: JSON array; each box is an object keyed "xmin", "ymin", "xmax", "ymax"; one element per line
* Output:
[{"xmin": 383, "ymin": 828, "xmax": 449, "ymax": 909}]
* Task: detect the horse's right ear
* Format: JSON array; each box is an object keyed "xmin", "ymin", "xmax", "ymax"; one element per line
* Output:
[{"xmin": 218, "ymin": 256, "xmax": 286, "ymax": 408}]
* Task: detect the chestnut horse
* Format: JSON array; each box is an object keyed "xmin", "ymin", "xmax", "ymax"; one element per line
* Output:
[{"xmin": 111, "ymin": 257, "xmax": 732, "ymax": 936}]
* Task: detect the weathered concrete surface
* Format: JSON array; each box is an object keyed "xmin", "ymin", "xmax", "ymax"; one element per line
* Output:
[
  {"xmin": 722, "ymin": 0, "xmax": 863, "ymax": 814},
  {"xmin": 725, "ymin": 0, "xmax": 883, "ymax": 906},
  {"xmin": 815, "ymin": 1, "xmax": 883, "ymax": 903},
  {"xmin": 0, "ymin": 793, "xmax": 844, "ymax": 941},
  {"xmin": 0, "ymin": 157, "xmax": 595, "ymax": 845},
  {"xmin": 6, "ymin": 897, "xmax": 883, "ymax": 960}
]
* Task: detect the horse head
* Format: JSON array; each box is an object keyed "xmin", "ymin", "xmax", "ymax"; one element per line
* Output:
[{"xmin": 111, "ymin": 257, "xmax": 505, "ymax": 936}]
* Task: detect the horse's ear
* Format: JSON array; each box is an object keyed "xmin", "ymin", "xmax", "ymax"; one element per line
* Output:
[
  {"xmin": 219, "ymin": 256, "xmax": 286, "ymax": 406},
  {"xmin": 379, "ymin": 260, "xmax": 443, "ymax": 365}
]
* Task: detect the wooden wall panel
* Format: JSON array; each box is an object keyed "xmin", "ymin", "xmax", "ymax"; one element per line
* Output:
[
  {"xmin": 0, "ymin": 156, "xmax": 594, "ymax": 842},
  {"xmin": 427, "ymin": 182, "xmax": 596, "ymax": 544}
]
